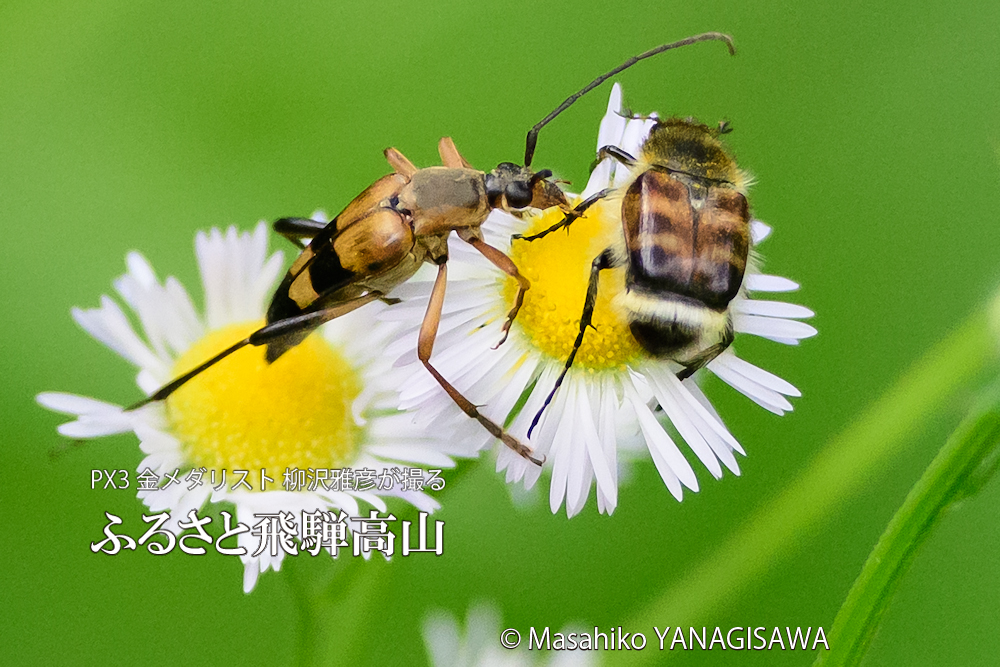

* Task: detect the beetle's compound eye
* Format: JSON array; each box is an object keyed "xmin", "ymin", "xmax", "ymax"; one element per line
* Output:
[{"xmin": 505, "ymin": 181, "xmax": 533, "ymax": 209}]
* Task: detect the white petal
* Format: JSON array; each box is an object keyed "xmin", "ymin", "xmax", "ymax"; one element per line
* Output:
[
  {"xmin": 547, "ymin": 387, "xmax": 576, "ymax": 514},
  {"xmin": 618, "ymin": 116, "xmax": 655, "ymax": 166},
  {"xmin": 163, "ymin": 277, "xmax": 204, "ymax": 351},
  {"xmin": 578, "ymin": 381, "xmax": 615, "ymax": 512},
  {"xmin": 630, "ymin": 396, "xmax": 684, "ymax": 499},
  {"xmin": 644, "ymin": 364, "xmax": 746, "ymax": 476},
  {"xmin": 243, "ymin": 560, "xmax": 260, "ymax": 594},
  {"xmin": 644, "ymin": 365, "xmax": 744, "ymax": 451},
  {"xmin": 768, "ymin": 337, "xmax": 802, "ymax": 346},
  {"xmin": 510, "ymin": 363, "xmax": 560, "ymax": 451},
  {"xmin": 134, "ymin": 422, "xmax": 185, "ymax": 462},
  {"xmin": 626, "ymin": 379, "xmax": 696, "ymax": 496},
  {"xmin": 750, "ymin": 220, "xmax": 772, "ymax": 244},
  {"xmin": 115, "ymin": 252, "xmax": 203, "ymax": 361},
  {"xmin": 564, "ymin": 381, "xmax": 593, "ymax": 517},
  {"xmin": 734, "ymin": 314, "xmax": 818, "ymax": 341},
  {"xmin": 583, "ymin": 159, "xmax": 614, "ymax": 200},
  {"xmin": 364, "ymin": 445, "xmax": 455, "ymax": 468},
  {"xmin": 37, "ymin": 392, "xmax": 118, "ymax": 415},
  {"xmin": 594, "ymin": 379, "xmax": 620, "ymax": 513},
  {"xmin": 734, "ymin": 299, "xmax": 814, "ymax": 320},
  {"xmin": 708, "ymin": 354, "xmax": 794, "ymax": 415},
  {"xmin": 489, "ymin": 352, "xmax": 539, "ymax": 419},
  {"xmin": 711, "ymin": 352, "xmax": 801, "ymax": 397},
  {"xmin": 597, "ymin": 83, "xmax": 625, "ymax": 149},
  {"xmin": 323, "ymin": 492, "xmax": 360, "ymax": 517},
  {"xmin": 385, "ymin": 281, "xmax": 437, "ymax": 301},
  {"xmin": 682, "ymin": 379, "xmax": 743, "ymax": 471},
  {"xmin": 480, "ymin": 207, "xmax": 521, "ymax": 240},
  {"xmin": 644, "ymin": 367, "xmax": 723, "ymax": 479},
  {"xmin": 582, "ymin": 84, "xmax": 627, "ymax": 198},
  {"xmin": 681, "ymin": 377, "xmax": 725, "ymax": 425},
  {"xmin": 72, "ymin": 297, "xmax": 168, "ymax": 377},
  {"xmin": 746, "ymin": 274, "xmax": 799, "ymax": 292},
  {"xmin": 227, "ymin": 226, "xmax": 251, "ymax": 321},
  {"xmin": 136, "ymin": 369, "xmax": 161, "ymax": 395},
  {"xmin": 57, "ymin": 418, "xmax": 132, "ymax": 438},
  {"xmin": 351, "ymin": 490, "xmax": 388, "ymax": 513},
  {"xmin": 196, "ymin": 228, "xmax": 228, "ymax": 329},
  {"xmin": 394, "ymin": 489, "xmax": 440, "ymax": 514}
]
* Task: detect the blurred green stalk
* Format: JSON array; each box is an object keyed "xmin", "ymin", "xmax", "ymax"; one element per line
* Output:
[
  {"xmin": 288, "ymin": 460, "xmax": 480, "ymax": 666},
  {"xmin": 616, "ymin": 306, "xmax": 998, "ymax": 666},
  {"xmin": 814, "ymin": 384, "xmax": 1000, "ymax": 666}
]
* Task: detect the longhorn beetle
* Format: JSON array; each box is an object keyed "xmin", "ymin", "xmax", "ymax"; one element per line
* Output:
[{"xmin": 128, "ymin": 32, "xmax": 735, "ymax": 465}]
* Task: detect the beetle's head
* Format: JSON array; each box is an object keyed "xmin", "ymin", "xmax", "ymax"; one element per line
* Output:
[{"xmin": 485, "ymin": 163, "xmax": 569, "ymax": 217}]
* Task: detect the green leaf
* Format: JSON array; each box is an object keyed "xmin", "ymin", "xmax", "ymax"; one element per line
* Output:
[{"xmin": 815, "ymin": 384, "xmax": 1000, "ymax": 667}]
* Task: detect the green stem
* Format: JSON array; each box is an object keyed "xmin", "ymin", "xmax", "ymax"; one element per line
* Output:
[
  {"xmin": 615, "ymin": 310, "xmax": 996, "ymax": 666},
  {"xmin": 285, "ymin": 554, "xmax": 323, "ymax": 667},
  {"xmin": 285, "ymin": 459, "xmax": 479, "ymax": 665},
  {"xmin": 284, "ymin": 533, "xmax": 392, "ymax": 666},
  {"xmin": 814, "ymin": 385, "xmax": 1000, "ymax": 667}
]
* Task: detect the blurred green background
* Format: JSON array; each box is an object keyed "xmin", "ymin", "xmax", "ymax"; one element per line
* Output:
[{"xmin": 4, "ymin": 0, "xmax": 1000, "ymax": 664}]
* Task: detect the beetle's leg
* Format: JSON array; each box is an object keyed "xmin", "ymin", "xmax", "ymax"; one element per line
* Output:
[
  {"xmin": 462, "ymin": 237, "xmax": 529, "ymax": 348},
  {"xmin": 127, "ymin": 293, "xmax": 381, "ymax": 410},
  {"xmin": 615, "ymin": 108, "xmax": 659, "ymax": 122},
  {"xmin": 273, "ymin": 217, "xmax": 329, "ymax": 249},
  {"xmin": 512, "ymin": 188, "xmax": 614, "ymax": 243},
  {"xmin": 418, "ymin": 261, "xmax": 543, "ymax": 466},
  {"xmin": 676, "ymin": 320, "xmax": 735, "ymax": 381},
  {"xmin": 384, "ymin": 147, "xmax": 418, "ymax": 178},
  {"xmin": 128, "ymin": 339, "xmax": 252, "ymax": 409},
  {"xmin": 527, "ymin": 248, "xmax": 615, "ymax": 438},
  {"xmin": 438, "ymin": 137, "xmax": 472, "ymax": 169},
  {"xmin": 597, "ymin": 145, "xmax": 637, "ymax": 168}
]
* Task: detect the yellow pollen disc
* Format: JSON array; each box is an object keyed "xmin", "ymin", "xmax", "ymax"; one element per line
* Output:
[
  {"xmin": 505, "ymin": 199, "xmax": 641, "ymax": 371},
  {"xmin": 167, "ymin": 321, "xmax": 361, "ymax": 488}
]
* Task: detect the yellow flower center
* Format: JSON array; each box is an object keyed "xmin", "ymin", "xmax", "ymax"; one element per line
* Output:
[
  {"xmin": 505, "ymin": 199, "xmax": 641, "ymax": 371},
  {"xmin": 166, "ymin": 322, "xmax": 362, "ymax": 488}
]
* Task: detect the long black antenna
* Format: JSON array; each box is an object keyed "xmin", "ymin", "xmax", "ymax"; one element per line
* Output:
[{"xmin": 523, "ymin": 32, "xmax": 736, "ymax": 166}]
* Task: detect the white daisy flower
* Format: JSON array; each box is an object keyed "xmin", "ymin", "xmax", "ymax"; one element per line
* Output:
[
  {"xmin": 423, "ymin": 604, "xmax": 597, "ymax": 667},
  {"xmin": 386, "ymin": 84, "xmax": 816, "ymax": 517},
  {"xmin": 38, "ymin": 221, "xmax": 460, "ymax": 592}
]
